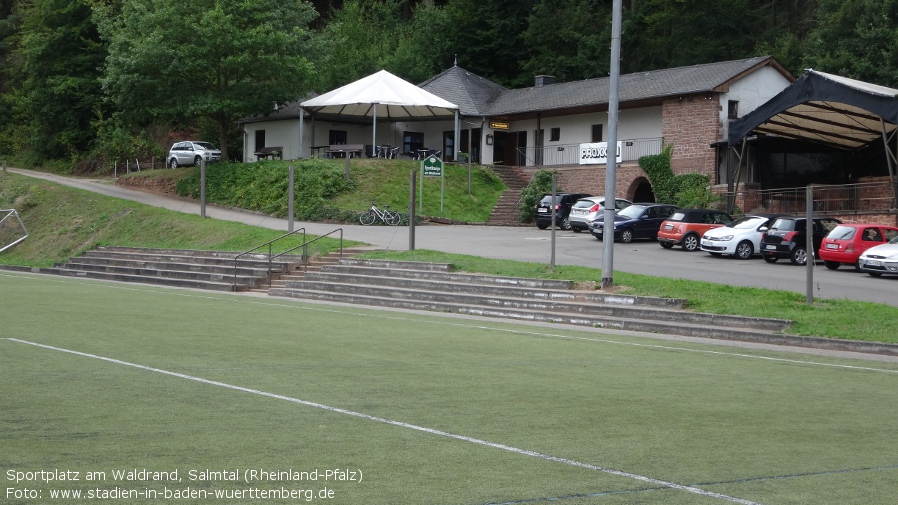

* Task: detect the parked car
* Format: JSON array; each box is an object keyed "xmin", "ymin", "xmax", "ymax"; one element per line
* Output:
[
  {"xmin": 760, "ymin": 216, "xmax": 842, "ymax": 265},
  {"xmin": 657, "ymin": 209, "xmax": 732, "ymax": 251},
  {"xmin": 858, "ymin": 235, "xmax": 898, "ymax": 276},
  {"xmin": 589, "ymin": 203, "xmax": 678, "ymax": 243},
  {"xmin": 818, "ymin": 224, "xmax": 898, "ymax": 270},
  {"xmin": 534, "ymin": 192, "xmax": 592, "ymax": 230},
  {"xmin": 700, "ymin": 214, "xmax": 784, "ymax": 260},
  {"xmin": 168, "ymin": 141, "xmax": 221, "ymax": 168},
  {"xmin": 568, "ymin": 196, "xmax": 632, "ymax": 233}
]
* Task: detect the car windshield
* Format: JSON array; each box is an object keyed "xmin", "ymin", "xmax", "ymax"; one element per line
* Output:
[
  {"xmin": 890, "ymin": 235, "xmax": 898, "ymax": 245},
  {"xmin": 770, "ymin": 218, "xmax": 797, "ymax": 231},
  {"xmin": 194, "ymin": 142, "xmax": 217, "ymax": 150},
  {"xmin": 617, "ymin": 205, "xmax": 647, "ymax": 219},
  {"xmin": 827, "ymin": 225, "xmax": 856, "ymax": 240},
  {"xmin": 572, "ymin": 199, "xmax": 598, "ymax": 209},
  {"xmin": 728, "ymin": 216, "xmax": 767, "ymax": 229}
]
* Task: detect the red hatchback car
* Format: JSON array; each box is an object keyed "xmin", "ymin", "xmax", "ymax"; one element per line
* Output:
[{"xmin": 818, "ymin": 224, "xmax": 898, "ymax": 270}]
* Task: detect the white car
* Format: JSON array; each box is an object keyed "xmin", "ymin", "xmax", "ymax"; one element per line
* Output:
[
  {"xmin": 858, "ymin": 235, "xmax": 898, "ymax": 276},
  {"xmin": 700, "ymin": 214, "xmax": 783, "ymax": 260},
  {"xmin": 568, "ymin": 196, "xmax": 632, "ymax": 233},
  {"xmin": 167, "ymin": 141, "xmax": 221, "ymax": 168}
]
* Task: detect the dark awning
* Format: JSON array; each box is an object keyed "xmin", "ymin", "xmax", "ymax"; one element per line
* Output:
[{"xmin": 727, "ymin": 70, "xmax": 898, "ymax": 149}]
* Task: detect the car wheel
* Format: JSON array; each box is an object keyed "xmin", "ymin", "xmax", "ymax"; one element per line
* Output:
[
  {"xmin": 536, "ymin": 223, "xmax": 548, "ymax": 230},
  {"xmin": 790, "ymin": 247, "xmax": 808, "ymax": 265},
  {"xmin": 824, "ymin": 260, "xmax": 840, "ymax": 270},
  {"xmin": 619, "ymin": 229, "xmax": 634, "ymax": 243},
  {"xmin": 194, "ymin": 156, "xmax": 203, "ymax": 166},
  {"xmin": 735, "ymin": 241, "xmax": 753, "ymax": 260},
  {"xmin": 854, "ymin": 260, "xmax": 862, "ymax": 272},
  {"xmin": 762, "ymin": 253, "xmax": 778, "ymax": 263},
  {"xmin": 561, "ymin": 216, "xmax": 572, "ymax": 230},
  {"xmin": 168, "ymin": 158, "xmax": 179, "ymax": 168},
  {"xmin": 659, "ymin": 242, "xmax": 674, "ymax": 249},
  {"xmin": 682, "ymin": 233, "xmax": 699, "ymax": 251}
]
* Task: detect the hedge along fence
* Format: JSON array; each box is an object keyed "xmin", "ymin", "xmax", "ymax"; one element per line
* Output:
[{"xmin": 174, "ymin": 159, "xmax": 359, "ymax": 221}]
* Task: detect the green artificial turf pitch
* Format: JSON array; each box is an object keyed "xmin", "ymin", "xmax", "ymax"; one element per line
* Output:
[{"xmin": 2, "ymin": 271, "xmax": 897, "ymax": 504}]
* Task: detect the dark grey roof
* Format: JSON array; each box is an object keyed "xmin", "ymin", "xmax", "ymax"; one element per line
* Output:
[
  {"xmin": 239, "ymin": 57, "xmax": 790, "ymax": 124},
  {"xmin": 485, "ymin": 56, "xmax": 790, "ymax": 116},
  {"xmin": 237, "ymin": 95, "xmax": 314, "ymax": 125},
  {"xmin": 419, "ymin": 66, "xmax": 507, "ymax": 116}
]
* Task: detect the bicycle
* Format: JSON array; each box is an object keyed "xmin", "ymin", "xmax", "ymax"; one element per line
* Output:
[{"xmin": 359, "ymin": 204, "xmax": 401, "ymax": 226}]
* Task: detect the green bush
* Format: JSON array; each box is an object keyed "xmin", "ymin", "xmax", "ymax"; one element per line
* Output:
[
  {"xmin": 639, "ymin": 144, "xmax": 718, "ymax": 209},
  {"xmin": 175, "ymin": 159, "xmax": 354, "ymax": 219},
  {"xmin": 519, "ymin": 169, "xmax": 555, "ymax": 222}
]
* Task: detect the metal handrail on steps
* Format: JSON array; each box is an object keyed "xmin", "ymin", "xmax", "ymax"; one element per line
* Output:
[
  {"xmin": 232, "ymin": 228, "xmax": 305, "ymax": 290},
  {"xmin": 271, "ymin": 229, "xmax": 344, "ymax": 286}
]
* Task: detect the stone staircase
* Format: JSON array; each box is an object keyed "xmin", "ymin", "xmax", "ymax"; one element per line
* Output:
[
  {"xmin": 269, "ymin": 258, "xmax": 795, "ymax": 342},
  {"xmin": 32, "ymin": 246, "xmax": 303, "ymax": 291},
  {"xmin": 487, "ymin": 165, "xmax": 531, "ymax": 226},
  {"xmin": 22, "ymin": 246, "xmax": 378, "ymax": 294},
  {"xmin": 250, "ymin": 246, "xmax": 379, "ymax": 293}
]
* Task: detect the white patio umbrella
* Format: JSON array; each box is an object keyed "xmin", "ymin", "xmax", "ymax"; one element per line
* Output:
[{"xmin": 300, "ymin": 70, "xmax": 458, "ymax": 155}]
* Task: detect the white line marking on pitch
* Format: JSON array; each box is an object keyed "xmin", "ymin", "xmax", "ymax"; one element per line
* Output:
[{"xmin": 6, "ymin": 338, "xmax": 763, "ymax": 505}]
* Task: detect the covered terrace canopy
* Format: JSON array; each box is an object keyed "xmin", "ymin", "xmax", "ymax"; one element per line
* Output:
[
  {"xmin": 727, "ymin": 69, "xmax": 898, "ymax": 150},
  {"xmin": 726, "ymin": 69, "xmax": 898, "ymax": 205},
  {"xmin": 299, "ymin": 69, "xmax": 459, "ymax": 156}
]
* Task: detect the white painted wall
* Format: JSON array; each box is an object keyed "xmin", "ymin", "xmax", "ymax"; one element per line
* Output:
[{"xmin": 718, "ymin": 66, "xmax": 792, "ymax": 139}]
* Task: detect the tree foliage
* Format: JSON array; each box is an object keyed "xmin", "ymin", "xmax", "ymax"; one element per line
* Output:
[
  {"xmin": 803, "ymin": 0, "xmax": 898, "ymax": 88},
  {"xmin": 7, "ymin": 0, "xmax": 105, "ymax": 161},
  {"xmin": 99, "ymin": 0, "xmax": 318, "ymax": 159},
  {"xmin": 4, "ymin": 0, "xmax": 898, "ymax": 169}
]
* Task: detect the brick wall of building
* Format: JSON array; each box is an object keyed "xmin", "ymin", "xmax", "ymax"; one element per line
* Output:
[
  {"xmin": 521, "ymin": 162, "xmax": 647, "ymax": 199},
  {"xmin": 662, "ymin": 94, "xmax": 721, "ymax": 179}
]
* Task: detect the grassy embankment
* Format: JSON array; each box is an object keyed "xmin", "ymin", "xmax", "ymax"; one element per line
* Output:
[{"xmin": 1, "ymin": 165, "xmax": 896, "ymax": 344}]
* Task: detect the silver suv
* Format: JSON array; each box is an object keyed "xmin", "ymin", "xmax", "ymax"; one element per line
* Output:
[{"xmin": 167, "ymin": 141, "xmax": 221, "ymax": 168}]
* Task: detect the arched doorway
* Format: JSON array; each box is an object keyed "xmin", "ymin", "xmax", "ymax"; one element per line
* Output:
[{"xmin": 629, "ymin": 177, "xmax": 655, "ymax": 202}]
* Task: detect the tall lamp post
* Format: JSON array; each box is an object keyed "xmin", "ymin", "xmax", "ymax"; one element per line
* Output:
[{"xmin": 601, "ymin": 0, "xmax": 623, "ymax": 289}]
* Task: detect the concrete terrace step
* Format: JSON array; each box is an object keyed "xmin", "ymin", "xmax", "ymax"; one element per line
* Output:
[
  {"xmin": 44, "ymin": 246, "xmax": 309, "ymax": 291},
  {"xmin": 268, "ymin": 285, "xmax": 790, "ymax": 340},
  {"xmin": 26, "ymin": 266, "xmax": 246, "ymax": 292},
  {"xmin": 86, "ymin": 247, "xmax": 299, "ymax": 272},
  {"xmin": 54, "ymin": 262, "xmax": 268, "ymax": 288},
  {"xmin": 274, "ymin": 279, "xmax": 786, "ymax": 332},
  {"xmin": 268, "ymin": 258, "xmax": 793, "ymax": 340}
]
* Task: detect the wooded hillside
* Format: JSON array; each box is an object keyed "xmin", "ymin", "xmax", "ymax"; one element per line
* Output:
[{"xmin": 1, "ymin": 0, "xmax": 896, "ymax": 169}]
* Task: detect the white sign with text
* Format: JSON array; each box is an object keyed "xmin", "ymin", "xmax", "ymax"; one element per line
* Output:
[{"xmin": 579, "ymin": 142, "xmax": 622, "ymax": 165}]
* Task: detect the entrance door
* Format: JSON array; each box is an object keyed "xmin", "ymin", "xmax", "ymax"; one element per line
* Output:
[{"xmin": 510, "ymin": 131, "xmax": 527, "ymax": 166}]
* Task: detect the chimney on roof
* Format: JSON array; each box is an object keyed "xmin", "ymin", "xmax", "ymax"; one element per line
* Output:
[{"xmin": 535, "ymin": 75, "xmax": 556, "ymax": 87}]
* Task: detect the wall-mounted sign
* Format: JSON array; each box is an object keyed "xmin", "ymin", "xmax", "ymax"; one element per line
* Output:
[
  {"xmin": 579, "ymin": 142, "xmax": 622, "ymax": 165},
  {"xmin": 489, "ymin": 121, "xmax": 510, "ymax": 130}
]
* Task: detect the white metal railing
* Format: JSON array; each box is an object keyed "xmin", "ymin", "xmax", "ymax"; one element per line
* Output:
[{"xmin": 514, "ymin": 137, "xmax": 663, "ymax": 167}]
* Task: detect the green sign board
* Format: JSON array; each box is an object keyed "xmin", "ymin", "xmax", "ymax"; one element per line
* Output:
[{"xmin": 422, "ymin": 155, "xmax": 443, "ymax": 177}]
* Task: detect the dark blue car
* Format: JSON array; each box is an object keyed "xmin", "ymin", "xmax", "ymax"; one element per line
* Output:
[{"xmin": 589, "ymin": 203, "xmax": 678, "ymax": 243}]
